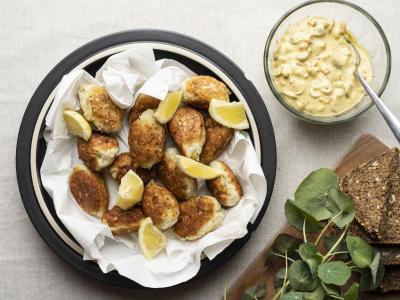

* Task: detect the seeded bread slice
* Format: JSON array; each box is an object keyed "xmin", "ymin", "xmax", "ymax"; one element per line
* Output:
[
  {"xmin": 379, "ymin": 267, "xmax": 400, "ymax": 293},
  {"xmin": 340, "ymin": 148, "xmax": 399, "ymax": 239},
  {"xmin": 383, "ymin": 162, "xmax": 400, "ymax": 242}
]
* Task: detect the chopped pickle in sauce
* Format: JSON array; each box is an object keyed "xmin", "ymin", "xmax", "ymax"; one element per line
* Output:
[{"xmin": 271, "ymin": 17, "xmax": 372, "ymax": 116}]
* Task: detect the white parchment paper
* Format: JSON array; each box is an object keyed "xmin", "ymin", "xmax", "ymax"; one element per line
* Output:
[{"xmin": 40, "ymin": 47, "xmax": 267, "ymax": 288}]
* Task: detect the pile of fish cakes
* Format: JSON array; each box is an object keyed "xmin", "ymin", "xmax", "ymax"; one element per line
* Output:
[{"xmin": 68, "ymin": 75, "xmax": 246, "ymax": 244}]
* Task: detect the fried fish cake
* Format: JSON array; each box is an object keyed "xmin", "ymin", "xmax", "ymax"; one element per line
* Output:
[
  {"xmin": 182, "ymin": 76, "xmax": 230, "ymax": 110},
  {"xmin": 110, "ymin": 152, "xmax": 158, "ymax": 185},
  {"xmin": 128, "ymin": 94, "xmax": 161, "ymax": 125},
  {"xmin": 102, "ymin": 206, "xmax": 145, "ymax": 236},
  {"xmin": 142, "ymin": 180, "xmax": 179, "ymax": 230},
  {"xmin": 78, "ymin": 84, "xmax": 124, "ymax": 133},
  {"xmin": 173, "ymin": 196, "xmax": 225, "ymax": 240},
  {"xmin": 110, "ymin": 152, "xmax": 133, "ymax": 182},
  {"xmin": 77, "ymin": 133, "xmax": 119, "ymax": 172},
  {"xmin": 69, "ymin": 164, "xmax": 109, "ymax": 218},
  {"xmin": 200, "ymin": 115, "xmax": 234, "ymax": 164},
  {"xmin": 158, "ymin": 147, "xmax": 197, "ymax": 200},
  {"xmin": 168, "ymin": 107, "xmax": 206, "ymax": 161},
  {"xmin": 206, "ymin": 160, "xmax": 243, "ymax": 207},
  {"xmin": 128, "ymin": 109, "xmax": 166, "ymax": 169}
]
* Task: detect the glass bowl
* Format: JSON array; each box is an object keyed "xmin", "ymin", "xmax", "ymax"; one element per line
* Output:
[{"xmin": 264, "ymin": 0, "xmax": 391, "ymax": 124}]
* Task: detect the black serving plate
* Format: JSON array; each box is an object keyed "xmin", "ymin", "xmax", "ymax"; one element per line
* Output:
[{"xmin": 16, "ymin": 30, "xmax": 277, "ymax": 289}]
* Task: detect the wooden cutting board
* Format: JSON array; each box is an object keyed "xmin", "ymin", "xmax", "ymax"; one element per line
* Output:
[{"xmin": 227, "ymin": 134, "xmax": 397, "ymax": 300}]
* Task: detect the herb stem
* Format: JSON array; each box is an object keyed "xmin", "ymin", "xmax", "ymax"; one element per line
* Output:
[
  {"xmin": 271, "ymin": 281, "xmax": 290, "ymax": 300},
  {"xmin": 314, "ymin": 211, "xmax": 342, "ymax": 247},
  {"xmin": 326, "ymin": 251, "xmax": 349, "ymax": 258},
  {"xmin": 303, "ymin": 219, "xmax": 307, "ymax": 243},
  {"xmin": 281, "ymin": 251, "xmax": 289, "ymax": 296},
  {"xmin": 322, "ymin": 224, "xmax": 349, "ymax": 262},
  {"xmin": 329, "ymin": 295, "xmax": 344, "ymax": 300},
  {"xmin": 271, "ymin": 252, "xmax": 295, "ymax": 263}
]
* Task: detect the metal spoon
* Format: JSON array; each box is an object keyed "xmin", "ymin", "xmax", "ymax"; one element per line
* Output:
[{"xmin": 347, "ymin": 39, "xmax": 400, "ymax": 143}]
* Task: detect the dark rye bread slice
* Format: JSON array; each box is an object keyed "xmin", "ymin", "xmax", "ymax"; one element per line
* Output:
[
  {"xmin": 379, "ymin": 267, "xmax": 400, "ymax": 293},
  {"xmin": 340, "ymin": 148, "xmax": 399, "ymax": 239},
  {"xmin": 383, "ymin": 161, "xmax": 400, "ymax": 242}
]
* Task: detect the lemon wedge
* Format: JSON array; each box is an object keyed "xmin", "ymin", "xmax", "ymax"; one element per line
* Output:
[
  {"xmin": 209, "ymin": 99, "xmax": 249, "ymax": 129},
  {"xmin": 176, "ymin": 155, "xmax": 222, "ymax": 179},
  {"xmin": 138, "ymin": 217, "xmax": 167, "ymax": 260},
  {"xmin": 115, "ymin": 170, "xmax": 144, "ymax": 210},
  {"xmin": 63, "ymin": 110, "xmax": 92, "ymax": 140},
  {"xmin": 154, "ymin": 91, "xmax": 183, "ymax": 124}
]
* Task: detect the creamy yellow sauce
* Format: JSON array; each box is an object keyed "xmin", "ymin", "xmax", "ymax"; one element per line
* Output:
[{"xmin": 272, "ymin": 17, "xmax": 372, "ymax": 116}]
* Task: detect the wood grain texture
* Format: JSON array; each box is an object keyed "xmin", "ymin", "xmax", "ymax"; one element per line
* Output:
[{"xmin": 227, "ymin": 134, "xmax": 398, "ymax": 300}]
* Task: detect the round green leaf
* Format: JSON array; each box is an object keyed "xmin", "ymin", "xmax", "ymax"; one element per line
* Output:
[
  {"xmin": 240, "ymin": 282, "xmax": 267, "ymax": 300},
  {"xmin": 344, "ymin": 283, "xmax": 359, "ymax": 300},
  {"xmin": 285, "ymin": 200, "xmax": 323, "ymax": 232},
  {"xmin": 288, "ymin": 260, "xmax": 320, "ymax": 292},
  {"xmin": 303, "ymin": 285, "xmax": 325, "ymax": 300},
  {"xmin": 321, "ymin": 282, "xmax": 340, "ymax": 296},
  {"xmin": 317, "ymin": 261, "xmax": 351, "ymax": 285},
  {"xmin": 294, "ymin": 168, "xmax": 339, "ymax": 202},
  {"xmin": 327, "ymin": 189, "xmax": 355, "ymax": 228},
  {"xmin": 298, "ymin": 243, "xmax": 322, "ymax": 276},
  {"xmin": 273, "ymin": 234, "xmax": 302, "ymax": 256},
  {"xmin": 274, "ymin": 268, "xmax": 286, "ymax": 290},
  {"xmin": 346, "ymin": 236, "xmax": 373, "ymax": 268},
  {"xmin": 281, "ymin": 291, "xmax": 303, "ymax": 300},
  {"xmin": 294, "ymin": 169, "xmax": 339, "ymax": 221}
]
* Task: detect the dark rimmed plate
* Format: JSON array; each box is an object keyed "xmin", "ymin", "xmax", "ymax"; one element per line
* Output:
[{"xmin": 16, "ymin": 30, "xmax": 277, "ymax": 289}]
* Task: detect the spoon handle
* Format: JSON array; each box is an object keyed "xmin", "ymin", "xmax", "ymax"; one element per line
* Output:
[{"xmin": 356, "ymin": 73, "xmax": 400, "ymax": 144}]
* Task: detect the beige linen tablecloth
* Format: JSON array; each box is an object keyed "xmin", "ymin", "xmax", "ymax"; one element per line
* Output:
[{"xmin": 2, "ymin": 0, "xmax": 399, "ymax": 298}]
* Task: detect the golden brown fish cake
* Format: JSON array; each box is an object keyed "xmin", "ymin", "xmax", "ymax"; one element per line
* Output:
[
  {"xmin": 173, "ymin": 196, "xmax": 225, "ymax": 240},
  {"xmin": 182, "ymin": 76, "xmax": 230, "ymax": 110},
  {"xmin": 110, "ymin": 152, "xmax": 134, "ymax": 181},
  {"xmin": 206, "ymin": 160, "xmax": 243, "ymax": 207},
  {"xmin": 142, "ymin": 180, "xmax": 179, "ymax": 230},
  {"xmin": 69, "ymin": 164, "xmax": 109, "ymax": 218},
  {"xmin": 135, "ymin": 167, "xmax": 157, "ymax": 185},
  {"xmin": 158, "ymin": 147, "xmax": 197, "ymax": 200},
  {"xmin": 77, "ymin": 133, "xmax": 119, "ymax": 172},
  {"xmin": 128, "ymin": 109, "xmax": 166, "ymax": 169},
  {"xmin": 77, "ymin": 84, "xmax": 124, "ymax": 133},
  {"xmin": 102, "ymin": 206, "xmax": 145, "ymax": 236},
  {"xmin": 110, "ymin": 152, "xmax": 158, "ymax": 184},
  {"xmin": 200, "ymin": 115, "xmax": 234, "ymax": 164},
  {"xmin": 168, "ymin": 107, "xmax": 206, "ymax": 161},
  {"xmin": 128, "ymin": 94, "xmax": 161, "ymax": 125}
]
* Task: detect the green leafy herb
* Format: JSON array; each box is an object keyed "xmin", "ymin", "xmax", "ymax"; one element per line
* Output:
[
  {"xmin": 294, "ymin": 196, "xmax": 331, "ymax": 221},
  {"xmin": 274, "ymin": 268, "xmax": 286, "ymax": 290},
  {"xmin": 281, "ymin": 291, "xmax": 303, "ymax": 300},
  {"xmin": 303, "ymin": 285, "xmax": 325, "ymax": 300},
  {"xmin": 285, "ymin": 200, "xmax": 323, "ymax": 232},
  {"xmin": 273, "ymin": 234, "xmax": 302, "ymax": 257},
  {"xmin": 320, "ymin": 282, "xmax": 340, "ymax": 296},
  {"xmin": 322, "ymin": 235, "xmax": 349, "ymax": 260},
  {"xmin": 298, "ymin": 243, "xmax": 322, "ymax": 276},
  {"xmin": 359, "ymin": 251, "xmax": 385, "ymax": 291},
  {"xmin": 240, "ymin": 282, "xmax": 267, "ymax": 300},
  {"xmin": 288, "ymin": 260, "xmax": 319, "ymax": 292},
  {"xmin": 294, "ymin": 168, "xmax": 339, "ymax": 203},
  {"xmin": 344, "ymin": 283, "xmax": 359, "ymax": 300},
  {"xmin": 326, "ymin": 188, "xmax": 355, "ymax": 228},
  {"xmin": 346, "ymin": 236, "xmax": 373, "ymax": 268},
  {"xmin": 317, "ymin": 261, "xmax": 351, "ymax": 285}
]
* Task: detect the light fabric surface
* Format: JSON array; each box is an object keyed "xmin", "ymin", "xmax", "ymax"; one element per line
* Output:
[{"xmin": 1, "ymin": 0, "xmax": 399, "ymax": 298}]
